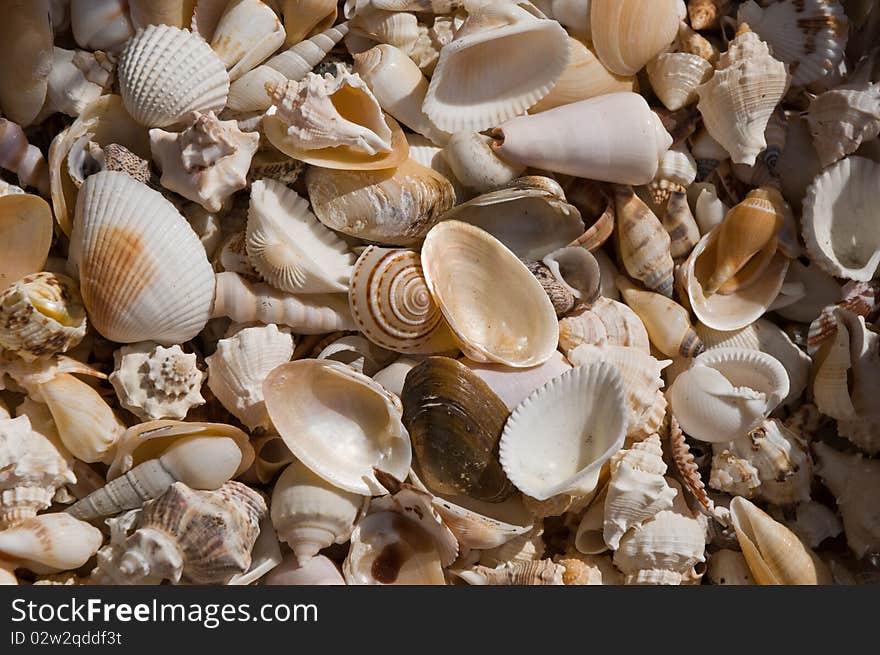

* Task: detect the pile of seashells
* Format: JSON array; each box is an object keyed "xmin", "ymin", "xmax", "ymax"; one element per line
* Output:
[{"xmin": 0, "ymin": 0, "xmax": 877, "ymax": 587}]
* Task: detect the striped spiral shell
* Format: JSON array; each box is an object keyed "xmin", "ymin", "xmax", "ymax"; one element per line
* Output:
[{"xmin": 349, "ymin": 246, "xmax": 457, "ymax": 354}]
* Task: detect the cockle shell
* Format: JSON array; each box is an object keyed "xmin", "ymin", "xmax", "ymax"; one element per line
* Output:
[
  {"xmin": 264, "ymin": 359, "xmax": 411, "ymax": 495},
  {"xmin": 246, "ymin": 179, "xmax": 354, "ymax": 294},
  {"xmin": 0, "ymin": 415, "xmax": 75, "ymax": 528},
  {"xmin": 0, "ymin": 273, "xmax": 87, "ymax": 362},
  {"xmin": 305, "ymin": 158, "xmax": 455, "ymax": 246},
  {"xmin": 92, "ymin": 481, "xmax": 266, "ymax": 584},
  {"xmin": 500, "ymin": 363, "xmax": 627, "ymax": 503},
  {"xmin": 807, "ymin": 82, "xmax": 880, "ymax": 167},
  {"xmin": 70, "ymin": 171, "xmax": 214, "ymax": 340},
  {"xmin": 420, "ymin": 221, "xmax": 559, "ymax": 367},
  {"xmin": 349, "ymin": 247, "xmax": 457, "ymax": 355},
  {"xmin": 150, "ymin": 111, "xmax": 259, "ymax": 212},
  {"xmin": 590, "ymin": 0, "xmax": 680, "ymax": 76},
  {"xmin": 458, "ymin": 560, "xmax": 565, "ymax": 585},
  {"xmin": 668, "ymin": 348, "xmax": 789, "ymax": 444},
  {"xmin": 421, "ymin": 3, "xmax": 570, "ymax": 133},
  {"xmin": 648, "ymin": 52, "xmax": 713, "ymax": 112},
  {"xmin": 737, "ymin": 0, "xmax": 848, "ymax": 88},
  {"xmin": 802, "ymin": 156, "xmax": 880, "ymax": 281},
  {"xmin": 43, "ymin": 47, "xmax": 115, "ymax": 119},
  {"xmin": 206, "ymin": 0, "xmax": 285, "ymax": 81},
  {"xmin": 211, "ymin": 271, "xmax": 356, "ymax": 332},
  {"xmin": 614, "ymin": 185, "xmax": 675, "ymax": 298},
  {"xmin": 271, "ymin": 459, "xmax": 363, "ymax": 560},
  {"xmin": 813, "ymin": 442, "xmax": 880, "ymax": 558},
  {"xmin": 117, "ymin": 25, "xmax": 230, "ymax": 128},
  {"xmin": 558, "ymin": 297, "xmax": 650, "ymax": 356},
  {"xmin": 227, "ymin": 22, "xmax": 349, "ymax": 112},
  {"xmin": 70, "ymin": 0, "xmax": 133, "ymax": 52},
  {"xmin": 206, "ymin": 323, "xmax": 295, "ymax": 429},
  {"xmin": 441, "ymin": 130, "xmax": 524, "ymax": 194},
  {"xmin": 0, "ymin": 0, "xmax": 53, "ymax": 126},
  {"xmin": 0, "ymin": 513, "xmax": 102, "ymax": 574},
  {"xmin": 491, "ymin": 92, "xmax": 673, "ymax": 185},
  {"xmin": 696, "ymin": 27, "xmax": 789, "ymax": 166},
  {"xmin": 729, "ymin": 496, "xmax": 832, "ymax": 585},
  {"xmin": 110, "ymin": 342, "xmax": 206, "ymax": 420},
  {"xmin": 0, "ymin": 194, "xmax": 53, "ymax": 291}
]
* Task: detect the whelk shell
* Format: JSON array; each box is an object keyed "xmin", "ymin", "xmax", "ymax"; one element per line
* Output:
[{"xmin": 590, "ymin": 0, "xmax": 680, "ymax": 77}]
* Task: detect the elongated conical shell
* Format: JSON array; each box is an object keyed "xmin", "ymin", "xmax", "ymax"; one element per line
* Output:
[
  {"xmin": 118, "ymin": 24, "xmax": 230, "ymax": 127},
  {"xmin": 617, "ymin": 276, "xmax": 703, "ymax": 358},
  {"xmin": 69, "ymin": 171, "xmax": 215, "ymax": 344},
  {"xmin": 614, "ymin": 185, "xmax": 674, "ymax": 297},
  {"xmin": 0, "ymin": 513, "xmax": 102, "ymax": 574},
  {"xmin": 590, "ymin": 0, "xmax": 680, "ymax": 76}
]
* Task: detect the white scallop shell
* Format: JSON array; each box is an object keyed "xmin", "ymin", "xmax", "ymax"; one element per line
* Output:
[{"xmin": 69, "ymin": 171, "xmax": 216, "ymax": 344}]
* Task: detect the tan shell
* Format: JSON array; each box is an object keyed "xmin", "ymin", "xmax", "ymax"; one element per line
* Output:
[
  {"xmin": 0, "ymin": 194, "xmax": 54, "ymax": 291},
  {"xmin": 0, "ymin": 1, "xmax": 53, "ymax": 126},
  {"xmin": 590, "ymin": 0, "xmax": 680, "ymax": 76},
  {"xmin": 458, "ymin": 560, "xmax": 565, "ymax": 586},
  {"xmin": 648, "ymin": 52, "xmax": 713, "ymax": 112},
  {"xmin": 0, "ymin": 513, "xmax": 102, "ymax": 574},
  {"xmin": 706, "ymin": 549, "xmax": 755, "ymax": 585},
  {"xmin": 614, "ymin": 185, "xmax": 674, "ymax": 298},
  {"xmin": 559, "ymin": 297, "xmax": 651, "ymax": 356}
]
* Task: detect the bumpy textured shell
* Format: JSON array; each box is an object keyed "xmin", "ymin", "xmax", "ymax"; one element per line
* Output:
[
  {"xmin": 117, "ymin": 25, "xmax": 230, "ymax": 127},
  {"xmin": 807, "ymin": 82, "xmax": 880, "ymax": 167},
  {"xmin": 459, "ymin": 560, "xmax": 565, "ymax": 585},
  {"xmin": 0, "ymin": 272, "xmax": 87, "ymax": 361},
  {"xmin": 69, "ymin": 171, "xmax": 215, "ymax": 344},
  {"xmin": 559, "ymin": 297, "xmax": 651, "ymax": 356}
]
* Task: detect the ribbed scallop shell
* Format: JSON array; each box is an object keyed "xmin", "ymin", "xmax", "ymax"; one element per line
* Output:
[
  {"xmin": 246, "ymin": 179, "xmax": 354, "ymax": 294},
  {"xmin": 737, "ymin": 0, "xmax": 848, "ymax": 88},
  {"xmin": 647, "ymin": 52, "xmax": 713, "ymax": 112},
  {"xmin": 807, "ymin": 82, "xmax": 880, "ymax": 167},
  {"xmin": 69, "ymin": 171, "xmax": 216, "ymax": 344},
  {"xmin": 117, "ymin": 25, "xmax": 230, "ymax": 128},
  {"xmin": 559, "ymin": 297, "xmax": 651, "ymax": 356},
  {"xmin": 349, "ymin": 246, "xmax": 457, "ymax": 354},
  {"xmin": 802, "ymin": 156, "xmax": 880, "ymax": 281},
  {"xmin": 206, "ymin": 324, "xmax": 295, "ymax": 430}
]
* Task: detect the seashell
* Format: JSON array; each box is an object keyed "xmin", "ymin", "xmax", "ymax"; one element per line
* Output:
[
  {"xmin": 441, "ymin": 131, "xmax": 525, "ymax": 194},
  {"xmin": 70, "ymin": 171, "xmax": 216, "ymax": 344},
  {"xmin": 401, "ymin": 357, "xmax": 512, "ymax": 502},
  {"xmin": 802, "ymin": 156, "xmax": 880, "ymax": 281},
  {"xmin": 479, "ymin": 526, "xmax": 544, "ymax": 568},
  {"xmin": 668, "ymin": 414, "xmax": 726, "ymax": 523},
  {"xmin": 617, "ymin": 276, "xmax": 704, "ymax": 359},
  {"xmin": 807, "ymin": 82, "xmax": 880, "ymax": 167},
  {"xmin": 67, "ymin": 422, "xmax": 252, "ymax": 520},
  {"xmin": 217, "ymin": 230, "xmax": 260, "ymax": 279},
  {"xmin": 729, "ymin": 496, "xmax": 832, "ymax": 584},
  {"xmin": 263, "ymin": 72, "xmax": 409, "ymax": 170},
  {"xmin": 687, "ymin": 0, "xmax": 731, "ymax": 30},
  {"xmin": 775, "ymin": 258, "xmax": 842, "ymax": 324},
  {"xmin": 271, "ymin": 460, "xmax": 363, "ymax": 560},
  {"xmin": 0, "ymin": 120, "xmax": 50, "ymax": 196},
  {"xmin": 737, "ymin": 0, "xmax": 848, "ymax": 88},
  {"xmin": 207, "ymin": 0, "xmax": 285, "ymax": 81},
  {"xmin": 0, "ymin": 273, "xmax": 87, "ymax": 362},
  {"xmin": 246, "ymin": 179, "xmax": 354, "ymax": 294},
  {"xmin": 603, "ymin": 435, "xmax": 677, "ymax": 550},
  {"xmin": 92, "ymin": 481, "xmax": 266, "ymax": 584},
  {"xmin": 813, "ymin": 442, "xmax": 880, "ymax": 558},
  {"xmin": 526, "ymin": 261, "xmax": 575, "ymax": 317},
  {"xmin": 706, "ymin": 549, "xmax": 755, "ymax": 585},
  {"xmin": 264, "ymin": 359, "xmax": 411, "ymax": 495},
  {"xmin": 247, "ymin": 433, "xmax": 295, "ymax": 484},
  {"xmin": 691, "ymin": 129, "xmax": 729, "ymax": 183},
  {"xmin": 530, "ymin": 38, "xmax": 636, "ymax": 114},
  {"xmin": 371, "ymin": 357, "xmax": 420, "ymax": 397},
  {"xmin": 568, "ymin": 345, "xmax": 669, "ymax": 441},
  {"xmin": 491, "ymin": 92, "xmax": 673, "ymax": 185},
  {"xmin": 70, "ymin": 0, "xmax": 133, "ymax": 52},
  {"xmin": 110, "ymin": 342, "xmax": 206, "ymax": 421},
  {"xmin": 349, "ymin": 247, "xmax": 457, "ymax": 355},
  {"xmin": 421, "ymin": 3, "xmax": 570, "ymax": 133},
  {"xmin": 350, "ymin": 7, "xmax": 419, "ymax": 54},
  {"xmin": 771, "ymin": 500, "xmax": 842, "ymax": 549},
  {"xmin": 648, "ymin": 144, "xmax": 698, "ymax": 207},
  {"xmin": 353, "ymin": 44, "xmax": 449, "ymax": 145},
  {"xmin": 648, "ymin": 52, "xmax": 714, "ymax": 112},
  {"xmin": 150, "ymin": 111, "xmax": 259, "ymax": 212},
  {"xmin": 206, "ymin": 324, "xmax": 295, "ymax": 429},
  {"xmin": 211, "ymin": 271, "xmax": 356, "ymax": 332},
  {"xmin": 696, "ymin": 26, "xmax": 789, "ymax": 166},
  {"xmin": 667, "ymin": 348, "xmax": 789, "ymax": 443},
  {"xmin": 559, "ymin": 297, "xmax": 650, "ymax": 356},
  {"xmin": 264, "ymin": 553, "xmax": 346, "ymax": 585},
  {"xmin": 129, "ymin": 0, "xmax": 199, "ymax": 30},
  {"xmin": 776, "ymin": 113, "xmax": 823, "ymax": 213},
  {"xmin": 117, "ymin": 25, "xmax": 229, "ymax": 129},
  {"xmin": 710, "ymin": 419, "xmax": 811, "ymax": 506},
  {"xmin": 696, "ymin": 318, "xmax": 810, "ymax": 408},
  {"xmin": 0, "ymin": 0, "xmax": 53, "ymax": 126},
  {"xmin": 676, "ymin": 21, "xmax": 718, "ymax": 63},
  {"xmin": 458, "ymin": 560, "xmax": 565, "ymax": 585},
  {"xmin": 663, "ymin": 190, "xmax": 701, "ymax": 261},
  {"xmin": 808, "ymin": 280, "xmax": 879, "ymax": 353},
  {"xmin": 43, "ymin": 48, "xmax": 115, "ymax": 119},
  {"xmin": 590, "ymin": 0, "xmax": 680, "ymax": 76},
  {"xmin": 458, "ymin": 352, "xmax": 571, "ymax": 414},
  {"xmin": 228, "ymin": 23, "xmax": 349, "ymax": 112},
  {"xmin": 317, "ymin": 335, "xmax": 395, "ymax": 376},
  {"xmin": 0, "ymin": 195, "xmax": 53, "ymax": 291},
  {"xmin": 613, "ymin": 480, "xmax": 706, "ymax": 585},
  {"xmin": 305, "ymin": 158, "xmax": 455, "ymax": 245},
  {"xmin": 555, "ymin": 552, "xmax": 624, "ymax": 586},
  {"xmin": 614, "ymin": 185, "xmax": 675, "ymax": 298},
  {"xmin": 420, "ymin": 221, "xmax": 559, "ymax": 367},
  {"xmin": 247, "ymin": 149, "xmax": 305, "ymax": 188},
  {"xmin": 0, "ymin": 513, "xmax": 102, "ymax": 574},
  {"xmin": 280, "ymin": 0, "xmax": 338, "ymax": 46},
  {"xmin": 690, "ymin": 182, "xmax": 728, "ymax": 235},
  {"xmin": 404, "ymin": 133, "xmax": 468, "ymax": 201},
  {"xmin": 441, "ymin": 177, "xmax": 583, "ymax": 260},
  {"xmin": 0, "ymin": 415, "xmax": 75, "ymax": 528},
  {"xmin": 343, "ymin": 511, "xmax": 445, "ymax": 584}
]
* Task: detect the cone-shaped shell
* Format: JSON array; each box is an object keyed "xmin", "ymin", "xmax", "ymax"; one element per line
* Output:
[
  {"xmin": 617, "ymin": 276, "xmax": 703, "ymax": 358},
  {"xmin": 499, "ymin": 363, "xmax": 627, "ymax": 501},
  {"xmin": 69, "ymin": 171, "xmax": 215, "ymax": 344},
  {"xmin": 590, "ymin": 0, "xmax": 680, "ymax": 76},
  {"xmin": 0, "ymin": 194, "xmax": 53, "ymax": 289},
  {"xmin": 0, "ymin": 513, "xmax": 102, "ymax": 574},
  {"xmin": 264, "ymin": 360, "xmax": 411, "ymax": 495},
  {"xmin": 117, "ymin": 24, "xmax": 230, "ymax": 127},
  {"xmin": 420, "ymin": 221, "xmax": 559, "ymax": 367}
]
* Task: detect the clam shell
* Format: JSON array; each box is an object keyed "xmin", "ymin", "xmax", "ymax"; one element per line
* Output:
[
  {"xmin": 590, "ymin": 0, "xmax": 680, "ymax": 76},
  {"xmin": 264, "ymin": 359, "xmax": 412, "ymax": 495},
  {"xmin": 69, "ymin": 171, "xmax": 215, "ymax": 344},
  {"xmin": 117, "ymin": 25, "xmax": 230, "ymax": 128},
  {"xmin": 0, "ymin": 195, "xmax": 53, "ymax": 290},
  {"xmin": 420, "ymin": 221, "xmax": 559, "ymax": 367}
]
